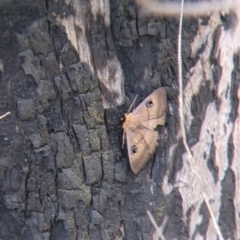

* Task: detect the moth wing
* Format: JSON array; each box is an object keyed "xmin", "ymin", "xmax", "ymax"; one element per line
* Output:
[
  {"xmin": 126, "ymin": 128, "xmax": 159, "ymax": 174},
  {"xmin": 132, "ymin": 87, "xmax": 167, "ymax": 128}
]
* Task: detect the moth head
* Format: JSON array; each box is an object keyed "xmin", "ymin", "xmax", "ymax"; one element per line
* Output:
[
  {"xmin": 146, "ymin": 99, "xmax": 153, "ymax": 108},
  {"xmin": 122, "ymin": 113, "xmax": 135, "ymax": 128},
  {"xmin": 131, "ymin": 145, "xmax": 138, "ymax": 155},
  {"xmin": 121, "ymin": 113, "xmax": 127, "ymax": 127}
]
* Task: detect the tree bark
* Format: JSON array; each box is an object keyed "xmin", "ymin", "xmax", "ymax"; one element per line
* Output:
[{"xmin": 0, "ymin": 0, "xmax": 239, "ymax": 240}]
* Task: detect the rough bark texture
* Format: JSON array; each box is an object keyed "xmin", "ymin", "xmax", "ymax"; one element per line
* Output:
[{"xmin": 0, "ymin": 0, "xmax": 239, "ymax": 240}]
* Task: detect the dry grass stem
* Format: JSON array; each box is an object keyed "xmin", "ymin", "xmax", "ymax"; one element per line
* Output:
[
  {"xmin": 176, "ymin": 0, "xmax": 224, "ymax": 239},
  {"xmin": 147, "ymin": 211, "xmax": 168, "ymax": 240}
]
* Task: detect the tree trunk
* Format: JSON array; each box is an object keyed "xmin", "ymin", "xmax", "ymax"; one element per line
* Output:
[{"xmin": 0, "ymin": 0, "xmax": 239, "ymax": 240}]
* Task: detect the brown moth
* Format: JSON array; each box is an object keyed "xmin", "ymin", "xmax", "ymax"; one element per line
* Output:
[{"xmin": 122, "ymin": 87, "xmax": 167, "ymax": 174}]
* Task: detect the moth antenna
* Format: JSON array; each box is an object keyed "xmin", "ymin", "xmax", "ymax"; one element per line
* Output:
[{"xmin": 127, "ymin": 95, "xmax": 138, "ymax": 113}]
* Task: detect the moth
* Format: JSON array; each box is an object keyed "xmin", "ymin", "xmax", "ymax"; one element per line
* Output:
[{"xmin": 122, "ymin": 87, "xmax": 167, "ymax": 174}]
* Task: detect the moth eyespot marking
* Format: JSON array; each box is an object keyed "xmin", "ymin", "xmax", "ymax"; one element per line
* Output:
[
  {"xmin": 146, "ymin": 99, "xmax": 153, "ymax": 108},
  {"xmin": 131, "ymin": 145, "xmax": 138, "ymax": 155}
]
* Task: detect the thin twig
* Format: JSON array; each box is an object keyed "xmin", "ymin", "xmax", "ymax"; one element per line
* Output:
[
  {"xmin": 135, "ymin": 0, "xmax": 236, "ymax": 17},
  {"xmin": 0, "ymin": 111, "xmax": 11, "ymax": 120}
]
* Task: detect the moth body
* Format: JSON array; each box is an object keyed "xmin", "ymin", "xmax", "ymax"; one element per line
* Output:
[
  {"xmin": 122, "ymin": 113, "xmax": 142, "ymax": 131},
  {"xmin": 122, "ymin": 87, "xmax": 167, "ymax": 174}
]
